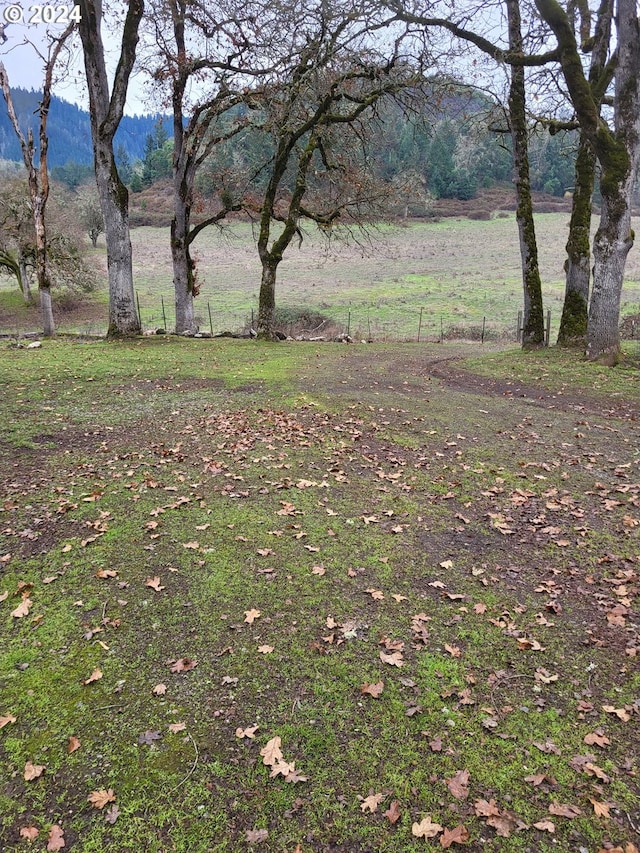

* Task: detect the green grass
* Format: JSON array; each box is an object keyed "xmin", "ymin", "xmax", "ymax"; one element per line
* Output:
[
  {"xmin": 3, "ymin": 213, "xmax": 640, "ymax": 339},
  {"xmin": 1, "ymin": 338, "xmax": 639, "ymax": 851}
]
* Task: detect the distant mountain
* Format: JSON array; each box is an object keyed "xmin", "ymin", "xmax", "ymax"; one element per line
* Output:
[{"xmin": 0, "ymin": 88, "xmax": 170, "ymax": 167}]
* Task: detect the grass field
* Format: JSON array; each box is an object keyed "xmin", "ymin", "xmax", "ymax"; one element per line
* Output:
[
  {"xmin": 2, "ymin": 214, "xmax": 640, "ymax": 340},
  {"xmin": 1, "ymin": 338, "xmax": 639, "ymax": 852}
]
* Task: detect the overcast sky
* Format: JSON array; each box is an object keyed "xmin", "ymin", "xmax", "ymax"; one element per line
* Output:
[{"xmin": 0, "ymin": 8, "xmax": 150, "ymax": 115}]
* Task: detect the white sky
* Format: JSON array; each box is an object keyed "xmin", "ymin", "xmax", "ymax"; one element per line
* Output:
[{"xmin": 0, "ymin": 5, "xmax": 150, "ymax": 115}]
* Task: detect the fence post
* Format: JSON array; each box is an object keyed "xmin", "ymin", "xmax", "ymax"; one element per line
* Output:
[
  {"xmin": 367, "ymin": 313, "xmax": 371, "ymax": 341},
  {"xmin": 136, "ymin": 291, "xmax": 142, "ymax": 329},
  {"xmin": 347, "ymin": 310, "xmax": 351, "ymax": 337},
  {"xmin": 516, "ymin": 310, "xmax": 522, "ymax": 342},
  {"xmin": 208, "ymin": 302, "xmax": 214, "ymax": 337},
  {"xmin": 161, "ymin": 295, "xmax": 167, "ymax": 331},
  {"xmin": 417, "ymin": 307, "xmax": 423, "ymax": 343},
  {"xmin": 440, "ymin": 315, "xmax": 444, "ymax": 343},
  {"xmin": 481, "ymin": 316, "xmax": 486, "ymax": 344}
]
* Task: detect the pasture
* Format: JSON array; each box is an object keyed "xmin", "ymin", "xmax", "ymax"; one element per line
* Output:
[{"xmin": 2, "ymin": 214, "xmax": 640, "ymax": 339}]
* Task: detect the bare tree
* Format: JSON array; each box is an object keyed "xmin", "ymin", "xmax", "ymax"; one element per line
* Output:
[
  {"xmin": 0, "ymin": 23, "xmax": 74, "ymax": 336},
  {"xmin": 77, "ymin": 0, "xmax": 144, "ymax": 336}
]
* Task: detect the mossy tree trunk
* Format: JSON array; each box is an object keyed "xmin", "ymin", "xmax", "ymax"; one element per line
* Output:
[
  {"xmin": 507, "ymin": 0, "xmax": 544, "ymax": 348},
  {"xmin": 78, "ymin": 0, "xmax": 143, "ymax": 337},
  {"xmin": 536, "ymin": 0, "xmax": 640, "ymax": 364},
  {"xmin": 557, "ymin": 136, "xmax": 595, "ymax": 346}
]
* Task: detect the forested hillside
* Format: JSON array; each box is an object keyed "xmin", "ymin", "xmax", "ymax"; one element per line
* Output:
[{"xmin": 0, "ymin": 88, "xmax": 169, "ymax": 170}]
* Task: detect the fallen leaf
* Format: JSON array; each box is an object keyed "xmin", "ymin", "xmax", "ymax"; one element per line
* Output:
[
  {"xmin": 260, "ymin": 736, "xmax": 283, "ymax": 767},
  {"xmin": 0, "ymin": 713, "xmax": 17, "ymax": 728},
  {"xmin": 95, "ymin": 569, "xmax": 117, "ymax": 579},
  {"xmin": 445, "ymin": 644, "xmax": 461, "ymax": 658},
  {"xmin": 145, "ymin": 576, "xmax": 165, "ymax": 591},
  {"xmin": 602, "ymin": 705, "xmax": 631, "ymax": 722},
  {"xmin": 384, "ymin": 800, "xmax": 402, "ymax": 824},
  {"xmin": 360, "ymin": 792, "xmax": 385, "ymax": 813},
  {"xmin": 138, "ymin": 730, "xmax": 161, "ymax": 745},
  {"xmin": 236, "ymin": 725, "xmax": 259, "ymax": 739},
  {"xmin": 584, "ymin": 732, "xmax": 611, "ymax": 749},
  {"xmin": 445, "ymin": 769, "xmax": 470, "ymax": 800},
  {"xmin": 473, "ymin": 602, "xmax": 487, "ymax": 614},
  {"xmin": 311, "ymin": 564, "xmax": 326, "ymax": 576},
  {"xmin": 67, "ymin": 736, "xmax": 81, "ymax": 754},
  {"xmin": 11, "ymin": 597, "xmax": 33, "ymax": 618},
  {"xmin": 474, "ymin": 798, "xmax": 500, "ymax": 817},
  {"xmin": 182, "ymin": 541, "xmax": 200, "ymax": 549},
  {"xmin": 379, "ymin": 650, "xmax": 404, "ymax": 667},
  {"xmin": 88, "ymin": 789, "xmax": 116, "ymax": 809},
  {"xmin": 168, "ymin": 722, "xmax": 186, "ymax": 733},
  {"xmin": 245, "ymin": 828, "xmax": 269, "ymax": 843},
  {"xmin": 360, "ymin": 681, "xmax": 384, "ymax": 698},
  {"xmin": 24, "ymin": 761, "xmax": 45, "ymax": 780},
  {"xmin": 257, "ymin": 645, "xmax": 274, "ymax": 654},
  {"xmin": 548, "ymin": 802, "xmax": 581, "ymax": 818},
  {"xmin": 20, "ymin": 826, "xmax": 39, "ymax": 840},
  {"xmin": 104, "ymin": 804, "xmax": 120, "ymax": 824},
  {"xmin": 589, "ymin": 798, "xmax": 611, "ymax": 818},
  {"xmin": 47, "ymin": 824, "xmax": 65, "ymax": 851},
  {"xmin": 152, "ymin": 683, "xmax": 167, "ymax": 695},
  {"xmin": 170, "ymin": 658, "xmax": 197, "ymax": 673},
  {"xmin": 440, "ymin": 824, "xmax": 469, "ymax": 848},
  {"xmin": 83, "ymin": 668, "xmax": 103, "ymax": 685},
  {"xmin": 533, "ymin": 819, "xmax": 555, "ymax": 832},
  {"xmin": 244, "ymin": 609, "xmax": 261, "ymax": 624},
  {"xmin": 412, "ymin": 816, "xmax": 443, "ymax": 838},
  {"xmin": 366, "ymin": 587, "xmax": 384, "ymax": 600}
]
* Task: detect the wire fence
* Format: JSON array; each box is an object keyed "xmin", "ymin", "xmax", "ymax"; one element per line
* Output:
[{"xmin": 3, "ymin": 290, "xmax": 640, "ymax": 354}]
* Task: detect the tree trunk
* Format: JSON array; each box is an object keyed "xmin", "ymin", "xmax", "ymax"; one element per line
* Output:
[
  {"xmin": 39, "ymin": 285, "xmax": 55, "ymax": 337},
  {"xmin": 78, "ymin": 0, "xmax": 143, "ymax": 337},
  {"xmin": 557, "ymin": 135, "xmax": 595, "ymax": 346},
  {"xmin": 507, "ymin": 0, "xmax": 544, "ymax": 348},
  {"xmin": 171, "ymin": 203, "xmax": 196, "ymax": 334},
  {"xmin": 257, "ymin": 257, "xmax": 279, "ymax": 339},
  {"xmin": 95, "ymin": 156, "xmax": 139, "ymax": 336},
  {"xmin": 586, "ymin": 165, "xmax": 636, "ymax": 363}
]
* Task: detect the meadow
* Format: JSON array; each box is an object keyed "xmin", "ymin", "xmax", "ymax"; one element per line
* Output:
[{"xmin": 2, "ymin": 213, "xmax": 640, "ymax": 340}]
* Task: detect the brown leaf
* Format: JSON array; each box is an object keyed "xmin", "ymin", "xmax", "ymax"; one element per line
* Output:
[
  {"xmin": 168, "ymin": 722, "xmax": 187, "ymax": 733},
  {"xmin": 474, "ymin": 798, "xmax": 500, "ymax": 817},
  {"xmin": 379, "ymin": 650, "xmax": 404, "ymax": 667},
  {"xmin": 83, "ymin": 668, "xmax": 103, "ymax": 685},
  {"xmin": 246, "ymin": 828, "xmax": 269, "ymax": 843},
  {"xmin": 170, "ymin": 657, "xmax": 197, "ymax": 673},
  {"xmin": 366, "ymin": 588, "xmax": 384, "ymax": 600},
  {"xmin": 152, "ymin": 683, "xmax": 167, "ymax": 695},
  {"xmin": 412, "ymin": 816, "xmax": 443, "ymax": 838},
  {"xmin": 11, "ymin": 597, "xmax": 33, "ymax": 618},
  {"xmin": 0, "ymin": 713, "xmax": 17, "ymax": 728},
  {"xmin": 429, "ymin": 736, "xmax": 443, "ymax": 752},
  {"xmin": 244, "ymin": 608, "xmax": 261, "ymax": 624},
  {"xmin": 383, "ymin": 800, "xmax": 402, "ymax": 824},
  {"xmin": 257, "ymin": 645, "xmax": 274, "ymax": 654},
  {"xmin": 440, "ymin": 824, "xmax": 469, "ymax": 848},
  {"xmin": 589, "ymin": 798, "xmax": 611, "ymax": 818},
  {"xmin": 145, "ymin": 576, "xmax": 165, "ymax": 591},
  {"xmin": 24, "ymin": 761, "xmax": 45, "ymax": 781},
  {"xmin": 360, "ymin": 792, "xmax": 385, "ymax": 813},
  {"xmin": 88, "ymin": 789, "xmax": 116, "ymax": 809},
  {"xmin": 533, "ymin": 819, "xmax": 555, "ymax": 832},
  {"xmin": 20, "ymin": 826, "xmax": 39, "ymax": 841},
  {"xmin": 473, "ymin": 602, "xmax": 487, "ymax": 614},
  {"xmin": 602, "ymin": 704, "xmax": 631, "ymax": 722},
  {"xmin": 236, "ymin": 725, "xmax": 259, "ymax": 739},
  {"xmin": 96, "ymin": 569, "xmax": 117, "ymax": 579},
  {"xmin": 360, "ymin": 681, "xmax": 384, "ymax": 698},
  {"xmin": 47, "ymin": 824, "xmax": 65, "ymax": 851},
  {"xmin": 67, "ymin": 736, "xmax": 81, "ymax": 754},
  {"xmin": 445, "ymin": 644, "xmax": 461, "ymax": 658},
  {"xmin": 548, "ymin": 802, "xmax": 582, "ymax": 818},
  {"xmin": 584, "ymin": 732, "xmax": 611, "ymax": 749},
  {"xmin": 311, "ymin": 564, "xmax": 326, "ymax": 576},
  {"xmin": 104, "ymin": 804, "xmax": 120, "ymax": 824},
  {"xmin": 260, "ymin": 736, "xmax": 283, "ymax": 767},
  {"xmin": 445, "ymin": 769, "xmax": 470, "ymax": 800}
]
